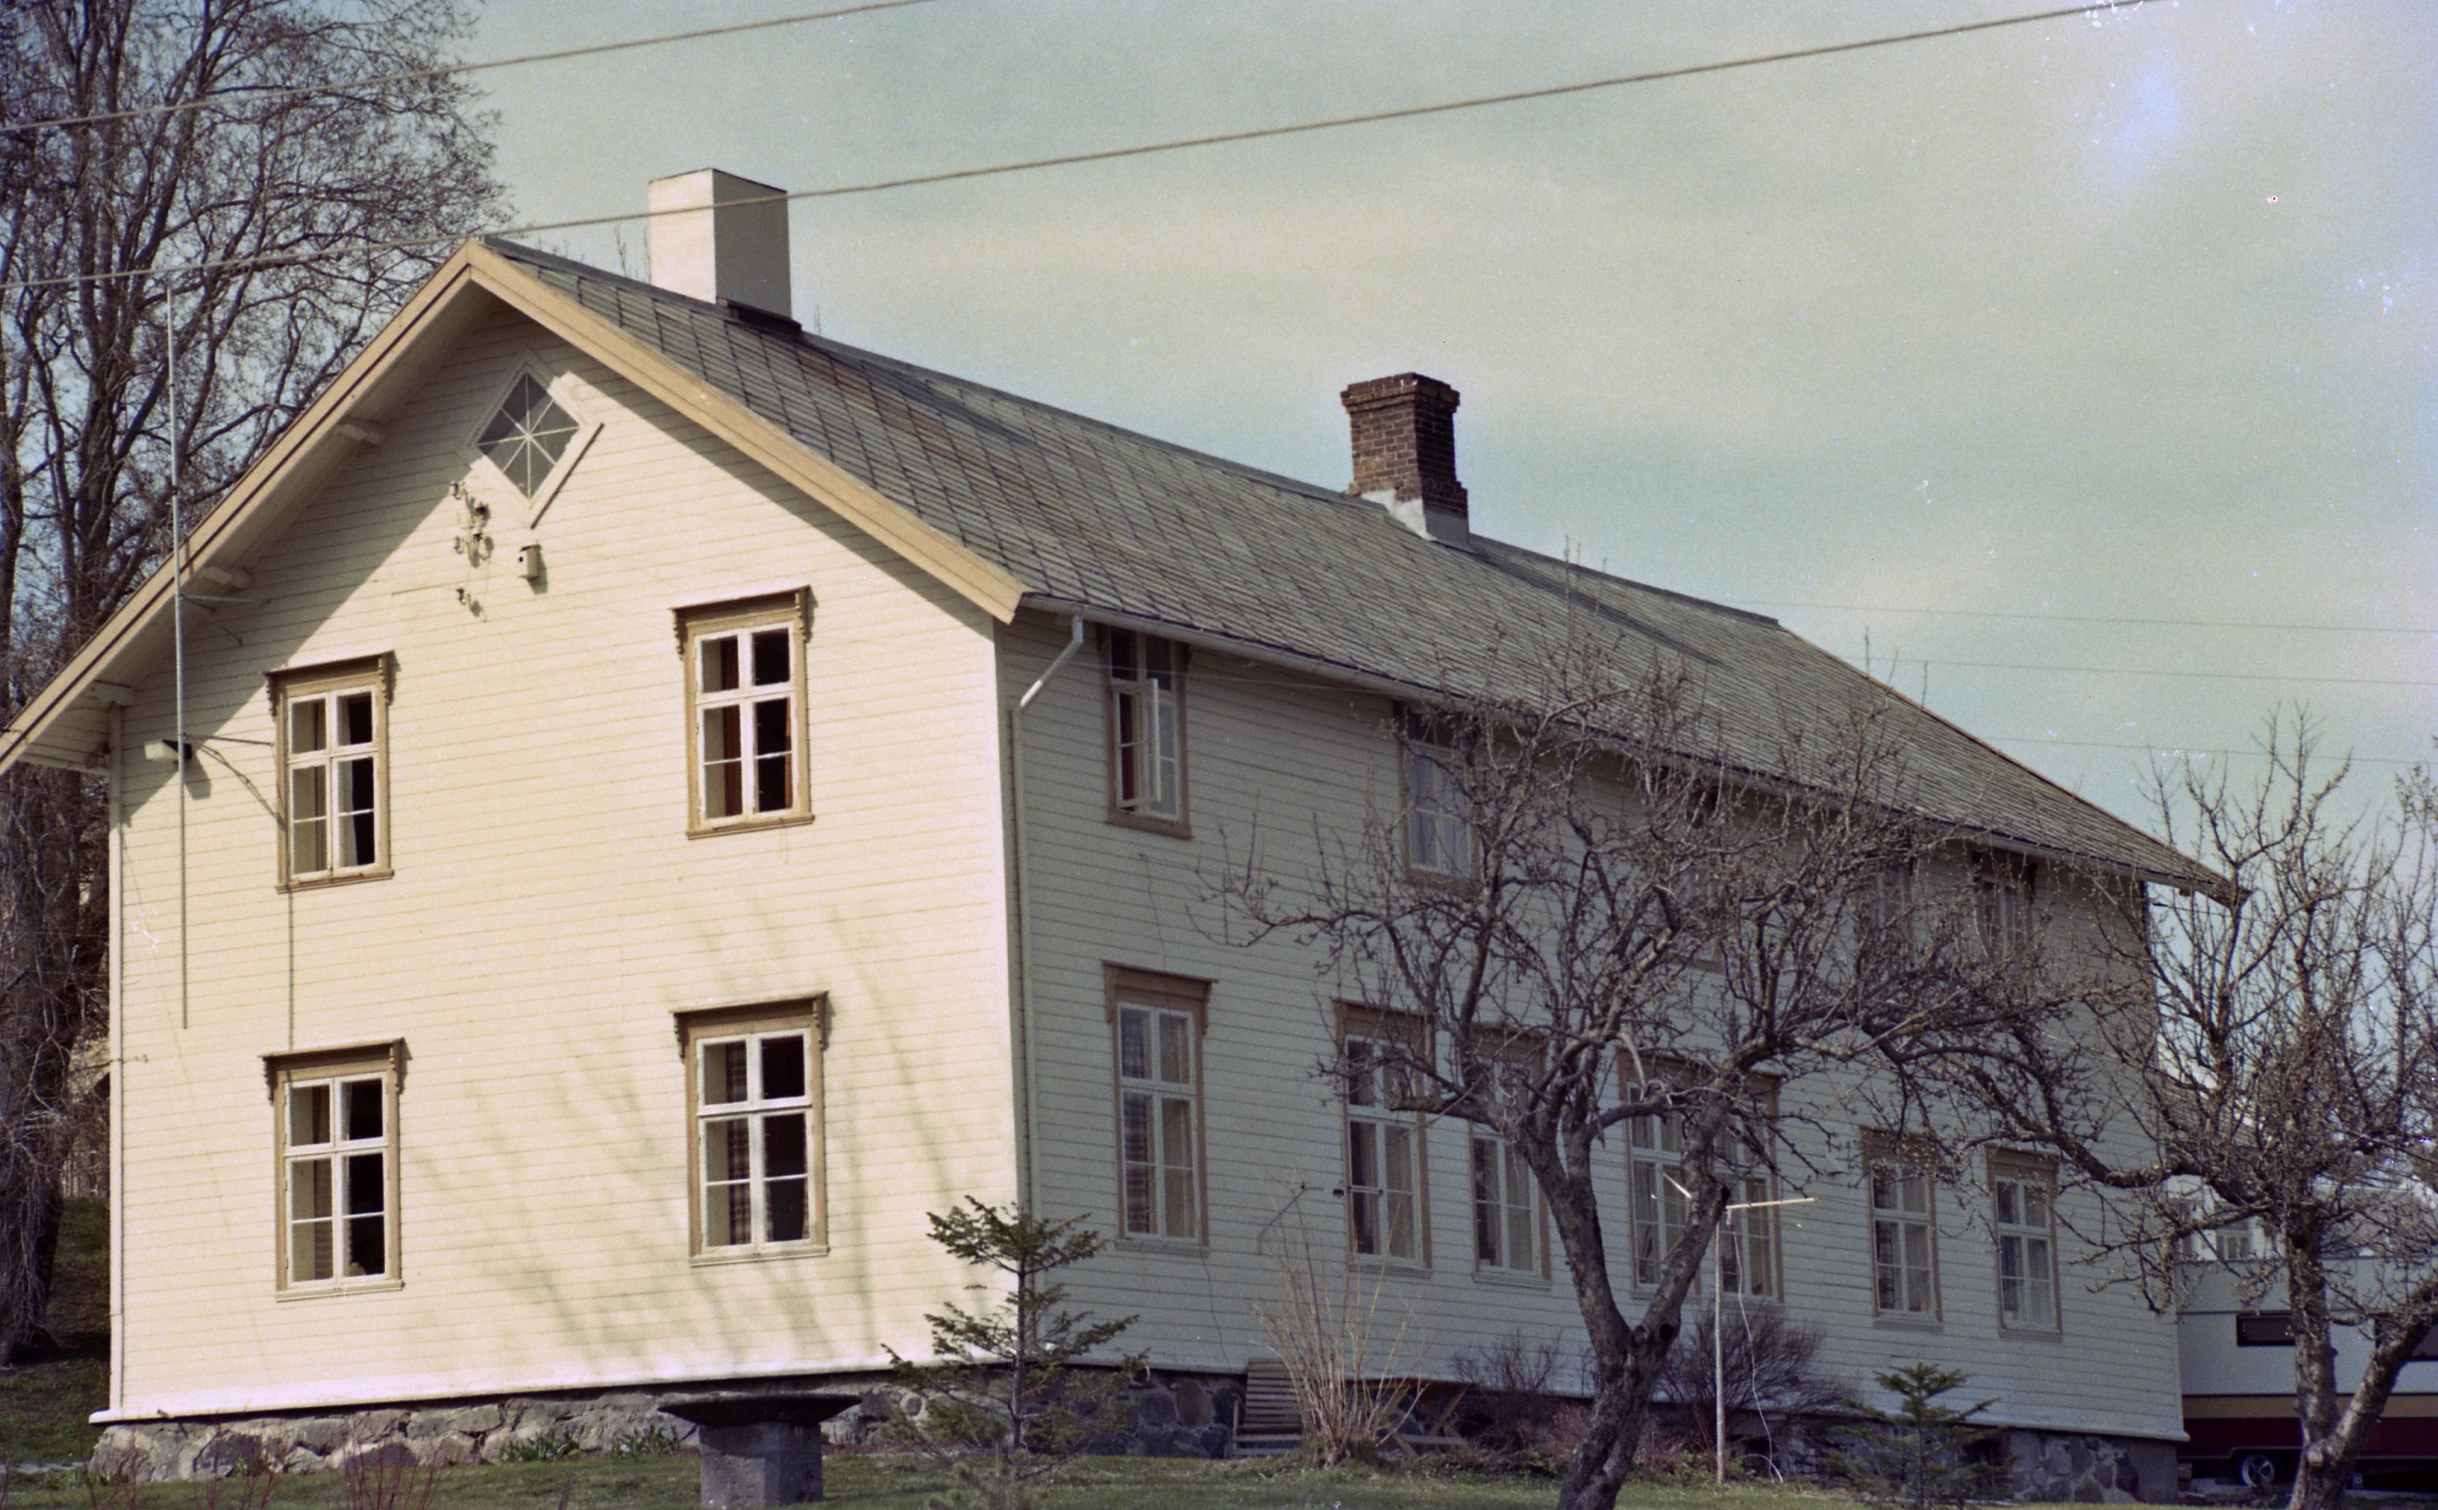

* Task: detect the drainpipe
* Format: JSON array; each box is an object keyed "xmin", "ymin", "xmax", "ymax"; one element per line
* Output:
[
  {"xmin": 1007, "ymin": 615, "xmax": 1086, "ymax": 1213},
  {"xmin": 106, "ymin": 708, "xmax": 126, "ymax": 1415}
]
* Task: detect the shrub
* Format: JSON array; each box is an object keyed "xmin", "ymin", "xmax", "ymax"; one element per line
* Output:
[
  {"xmin": 1254, "ymin": 1224, "xmax": 1420, "ymax": 1467},
  {"xmin": 1828, "ymin": 1362, "xmax": 1999, "ymax": 1510},
  {"xmin": 887, "ymin": 1200, "xmax": 1141, "ymax": 1510}
]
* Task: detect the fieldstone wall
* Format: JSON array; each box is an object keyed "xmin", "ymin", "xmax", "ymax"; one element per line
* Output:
[
  {"xmin": 100, "ymin": 1368, "xmax": 1242, "ymax": 1482},
  {"xmin": 820, "ymin": 1368, "xmax": 1239, "ymax": 1459},
  {"xmin": 92, "ymin": 1390, "xmax": 703, "ymax": 1481},
  {"xmin": 2002, "ymin": 1429, "xmax": 2145, "ymax": 1503}
]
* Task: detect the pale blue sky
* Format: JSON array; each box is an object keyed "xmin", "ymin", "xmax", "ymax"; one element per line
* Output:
[{"xmin": 468, "ymin": 0, "xmax": 2435, "ymax": 829}]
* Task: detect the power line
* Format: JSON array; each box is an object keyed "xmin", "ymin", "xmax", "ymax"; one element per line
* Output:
[
  {"xmin": 1989, "ymin": 734, "xmax": 2424, "ymax": 768},
  {"xmin": 1735, "ymin": 599, "xmax": 2437, "ymax": 639},
  {"xmin": 2, "ymin": 0, "xmax": 943, "ymax": 135},
  {"xmin": 1873, "ymin": 658, "xmax": 2436, "ymax": 691},
  {"xmin": 0, "ymin": 0, "xmax": 2173, "ymax": 295}
]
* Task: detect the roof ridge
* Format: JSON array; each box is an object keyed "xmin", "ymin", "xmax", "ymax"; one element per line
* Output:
[
  {"xmin": 488, "ymin": 237, "xmax": 1798, "ymax": 631},
  {"xmin": 486, "ymin": 236, "xmax": 1363, "ymax": 512}
]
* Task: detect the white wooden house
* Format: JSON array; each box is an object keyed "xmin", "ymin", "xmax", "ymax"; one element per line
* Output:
[{"xmin": 0, "ymin": 170, "xmax": 2215, "ymax": 1490}]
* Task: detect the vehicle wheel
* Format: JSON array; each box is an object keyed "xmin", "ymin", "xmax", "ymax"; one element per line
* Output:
[{"xmin": 2234, "ymin": 1451, "xmax": 2283, "ymax": 1490}]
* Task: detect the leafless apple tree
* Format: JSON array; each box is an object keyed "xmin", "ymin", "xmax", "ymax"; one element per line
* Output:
[
  {"xmin": 1222, "ymin": 648, "xmax": 2015, "ymax": 1510},
  {"xmin": 0, "ymin": 0, "xmax": 503, "ymax": 1361},
  {"xmin": 1957, "ymin": 720, "xmax": 2438, "ymax": 1510}
]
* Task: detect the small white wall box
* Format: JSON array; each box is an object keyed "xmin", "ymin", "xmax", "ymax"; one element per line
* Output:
[
  {"xmin": 142, "ymin": 740, "xmax": 192, "ymax": 766},
  {"xmin": 514, "ymin": 544, "xmax": 542, "ymax": 581}
]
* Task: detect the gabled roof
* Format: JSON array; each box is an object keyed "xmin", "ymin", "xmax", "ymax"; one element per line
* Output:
[{"xmin": 0, "ymin": 236, "xmax": 2217, "ymax": 891}]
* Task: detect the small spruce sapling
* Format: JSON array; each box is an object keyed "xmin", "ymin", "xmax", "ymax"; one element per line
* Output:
[
  {"xmin": 888, "ymin": 1200, "xmax": 1143, "ymax": 1510},
  {"xmin": 1831, "ymin": 1363, "xmax": 2000, "ymax": 1509}
]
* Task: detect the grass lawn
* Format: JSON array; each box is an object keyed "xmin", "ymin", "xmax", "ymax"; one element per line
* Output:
[
  {"xmin": 0, "ymin": 1197, "xmax": 108, "ymax": 1468},
  {"xmin": 0, "ymin": 1453, "xmax": 1864, "ymax": 1509},
  {"xmin": 0, "ymin": 1207, "xmax": 1864, "ymax": 1510}
]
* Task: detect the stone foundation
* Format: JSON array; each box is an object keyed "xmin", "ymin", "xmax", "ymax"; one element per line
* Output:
[
  {"xmin": 93, "ymin": 1389, "xmax": 713, "ymax": 1481},
  {"xmin": 95, "ymin": 1368, "xmax": 1241, "ymax": 1481},
  {"xmin": 2002, "ymin": 1429, "xmax": 2160, "ymax": 1504},
  {"xmin": 819, "ymin": 1368, "xmax": 1239, "ymax": 1460}
]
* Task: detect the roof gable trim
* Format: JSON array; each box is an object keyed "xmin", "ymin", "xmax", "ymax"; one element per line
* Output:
[
  {"xmin": 0, "ymin": 240, "xmax": 1029, "ymax": 776},
  {"xmin": 458, "ymin": 242, "xmax": 1025, "ymax": 624}
]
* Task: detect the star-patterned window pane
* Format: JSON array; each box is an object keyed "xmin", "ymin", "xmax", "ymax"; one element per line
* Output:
[{"xmin": 476, "ymin": 375, "xmax": 578, "ymax": 496}]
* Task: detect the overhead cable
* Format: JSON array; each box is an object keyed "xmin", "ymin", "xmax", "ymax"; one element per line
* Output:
[
  {"xmin": 0, "ymin": 0, "xmax": 2173, "ymax": 294},
  {"xmin": 1738, "ymin": 599, "xmax": 2437, "ymax": 638},
  {"xmin": 2, "ymin": 0, "xmax": 942, "ymax": 135}
]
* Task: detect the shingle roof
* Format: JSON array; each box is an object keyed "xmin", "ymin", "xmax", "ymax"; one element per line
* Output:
[{"xmin": 490, "ymin": 239, "xmax": 2213, "ymax": 890}]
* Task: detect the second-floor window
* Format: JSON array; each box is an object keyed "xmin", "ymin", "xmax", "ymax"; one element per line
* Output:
[
  {"xmin": 1107, "ymin": 630, "xmax": 1185, "ymax": 829},
  {"xmin": 275, "ymin": 660, "xmax": 389, "ymax": 887},
  {"xmin": 1402, "ymin": 713, "xmax": 1471, "ymax": 876},
  {"xmin": 1975, "ymin": 855, "xmax": 2033, "ymax": 956},
  {"xmin": 682, "ymin": 595, "xmax": 810, "ymax": 834}
]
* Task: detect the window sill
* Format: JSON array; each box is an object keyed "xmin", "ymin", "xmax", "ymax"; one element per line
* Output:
[
  {"xmin": 1106, "ymin": 809, "xmax": 1191, "ymax": 840},
  {"xmin": 1350, "ymin": 1256, "xmax": 1432, "ymax": 1281},
  {"xmin": 691, "ymin": 1243, "xmax": 829, "ymax": 1267},
  {"xmin": 1401, "ymin": 866, "xmax": 1480, "ymax": 895},
  {"xmin": 276, "ymin": 1276, "xmax": 404, "ymax": 1302},
  {"xmin": 278, "ymin": 867, "xmax": 394, "ymax": 895},
  {"xmin": 687, "ymin": 812, "xmax": 816, "ymax": 840},
  {"xmin": 1871, "ymin": 1313, "xmax": 1945, "ymax": 1332},
  {"xmin": 1471, "ymin": 1267, "xmax": 1551, "ymax": 1291},
  {"xmin": 1999, "ymin": 1323, "xmax": 2065, "ymax": 1341}
]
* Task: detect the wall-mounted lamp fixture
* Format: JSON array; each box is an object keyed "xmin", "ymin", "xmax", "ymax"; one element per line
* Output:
[{"xmin": 142, "ymin": 739, "xmax": 194, "ymax": 766}]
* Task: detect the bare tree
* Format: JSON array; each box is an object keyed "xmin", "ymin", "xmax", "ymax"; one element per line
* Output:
[
  {"xmin": 1960, "ymin": 719, "xmax": 2438, "ymax": 1510},
  {"xmin": 1224, "ymin": 649, "xmax": 2000, "ymax": 1510},
  {"xmin": 0, "ymin": 0, "xmax": 503, "ymax": 1361}
]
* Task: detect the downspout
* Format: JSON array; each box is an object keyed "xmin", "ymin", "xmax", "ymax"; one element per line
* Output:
[
  {"xmin": 1007, "ymin": 615, "xmax": 1085, "ymax": 1214},
  {"xmin": 106, "ymin": 707, "xmax": 126, "ymax": 1415}
]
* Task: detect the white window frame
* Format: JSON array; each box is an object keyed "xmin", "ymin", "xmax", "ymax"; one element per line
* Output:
[
  {"xmin": 683, "ymin": 1001, "xmax": 826, "ymax": 1259},
  {"xmin": 273, "ymin": 658, "xmax": 392, "ymax": 890},
  {"xmin": 1993, "ymin": 1158, "xmax": 2059, "ymax": 1333},
  {"xmin": 1342, "ymin": 1012, "xmax": 1426, "ymax": 1266},
  {"xmin": 679, "ymin": 592, "xmax": 812, "ymax": 836},
  {"xmin": 1106, "ymin": 630, "xmax": 1186, "ymax": 832},
  {"xmin": 457, "ymin": 360, "xmax": 601, "ymax": 526},
  {"xmin": 1109, "ymin": 968, "xmax": 1206, "ymax": 1245},
  {"xmin": 268, "ymin": 1044, "xmax": 401, "ymax": 1293},
  {"xmin": 1400, "ymin": 711, "xmax": 1472, "ymax": 878},
  {"xmin": 1867, "ymin": 1140, "xmax": 1939, "ymax": 1319}
]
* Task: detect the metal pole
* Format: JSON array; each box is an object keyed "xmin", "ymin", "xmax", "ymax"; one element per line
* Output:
[{"xmin": 1714, "ymin": 1223, "xmax": 1726, "ymax": 1484}]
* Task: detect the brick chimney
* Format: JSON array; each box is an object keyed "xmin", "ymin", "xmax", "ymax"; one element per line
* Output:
[
  {"xmin": 647, "ymin": 169, "xmax": 793, "ymax": 322},
  {"xmin": 1341, "ymin": 373, "xmax": 1468, "ymax": 546}
]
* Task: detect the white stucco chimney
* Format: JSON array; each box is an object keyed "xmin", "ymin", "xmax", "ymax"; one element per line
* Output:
[{"xmin": 646, "ymin": 169, "xmax": 792, "ymax": 320}]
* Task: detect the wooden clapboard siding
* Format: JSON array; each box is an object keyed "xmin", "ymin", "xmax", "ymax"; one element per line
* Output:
[
  {"xmin": 106, "ymin": 306, "xmax": 1017, "ymax": 1419},
  {"xmin": 999, "ymin": 612, "xmax": 2181, "ymax": 1442}
]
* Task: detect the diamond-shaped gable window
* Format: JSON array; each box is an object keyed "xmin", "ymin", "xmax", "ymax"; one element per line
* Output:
[{"xmin": 476, "ymin": 375, "xmax": 579, "ymax": 496}]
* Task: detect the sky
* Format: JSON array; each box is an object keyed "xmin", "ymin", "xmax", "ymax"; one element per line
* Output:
[{"xmin": 467, "ymin": 0, "xmax": 2436, "ymax": 836}]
